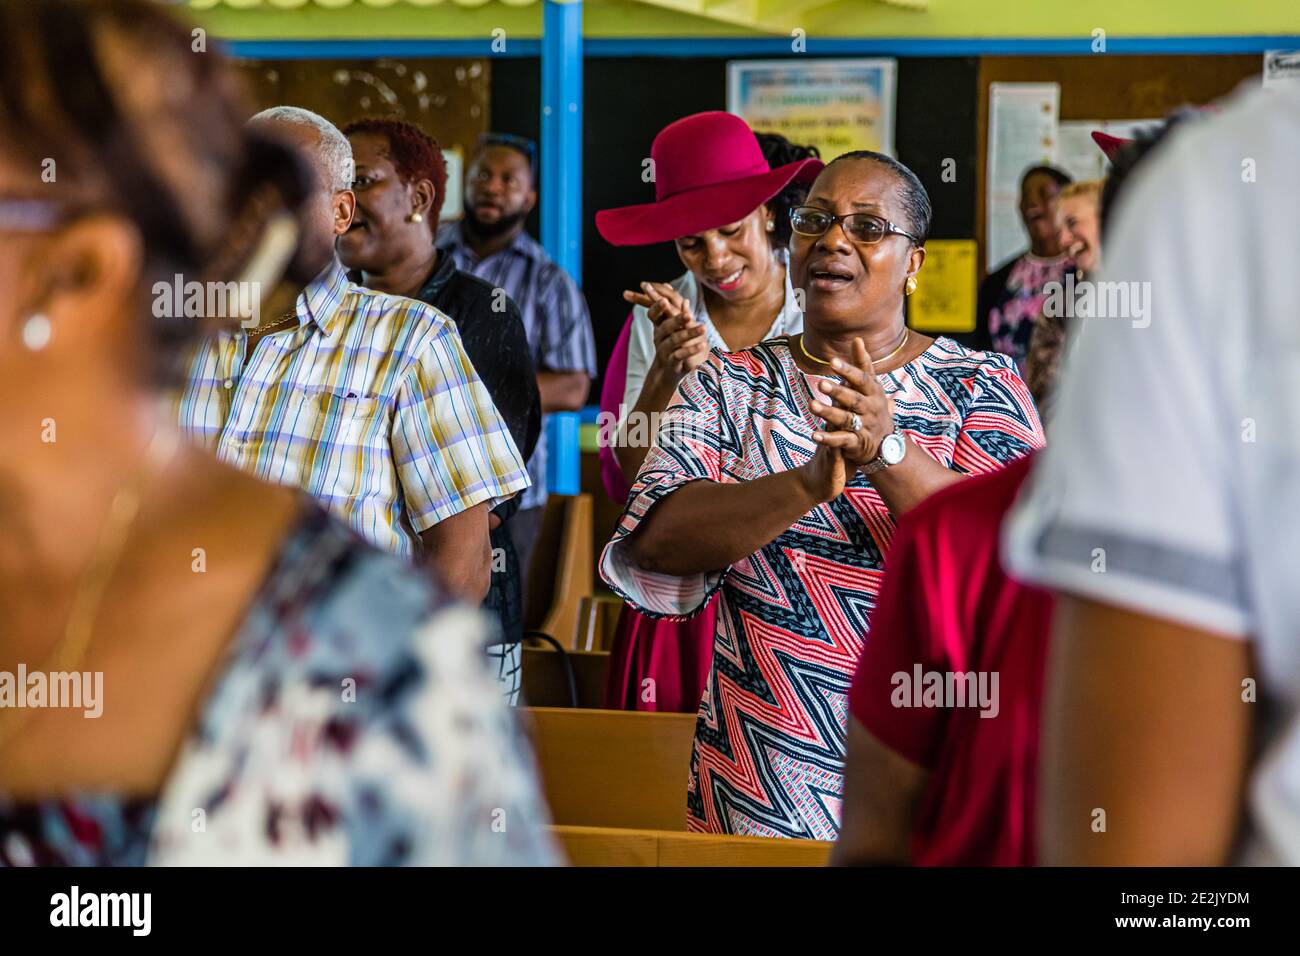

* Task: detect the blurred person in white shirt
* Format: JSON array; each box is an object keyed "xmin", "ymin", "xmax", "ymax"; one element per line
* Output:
[{"xmin": 1005, "ymin": 83, "xmax": 1300, "ymax": 865}]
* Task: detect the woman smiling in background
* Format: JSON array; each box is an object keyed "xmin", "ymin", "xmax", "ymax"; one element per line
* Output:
[
  {"xmin": 594, "ymin": 113, "xmax": 821, "ymax": 713},
  {"xmin": 336, "ymin": 117, "xmax": 541, "ymax": 700}
]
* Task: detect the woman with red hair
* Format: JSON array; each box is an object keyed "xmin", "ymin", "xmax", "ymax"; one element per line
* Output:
[{"xmin": 337, "ymin": 118, "xmax": 540, "ymax": 702}]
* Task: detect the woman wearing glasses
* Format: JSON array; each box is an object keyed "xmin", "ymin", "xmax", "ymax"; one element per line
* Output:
[
  {"xmin": 595, "ymin": 114, "xmax": 821, "ymax": 714},
  {"xmin": 600, "ymin": 151, "xmax": 1044, "ymax": 839}
]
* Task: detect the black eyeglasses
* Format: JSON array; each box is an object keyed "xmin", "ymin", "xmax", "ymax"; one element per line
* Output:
[{"xmin": 789, "ymin": 206, "xmax": 919, "ymax": 245}]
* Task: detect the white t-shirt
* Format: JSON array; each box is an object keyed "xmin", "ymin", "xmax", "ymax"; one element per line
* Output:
[
  {"xmin": 1004, "ymin": 82, "xmax": 1300, "ymax": 865},
  {"xmin": 620, "ymin": 252, "xmax": 804, "ymax": 418}
]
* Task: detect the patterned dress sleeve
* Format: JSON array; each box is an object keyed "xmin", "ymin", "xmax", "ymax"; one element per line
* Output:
[
  {"xmin": 347, "ymin": 606, "xmax": 561, "ymax": 866},
  {"xmin": 599, "ymin": 355, "xmax": 727, "ymax": 620},
  {"xmin": 146, "ymin": 545, "xmax": 560, "ymax": 867},
  {"xmin": 951, "ymin": 352, "xmax": 1046, "ymax": 475}
]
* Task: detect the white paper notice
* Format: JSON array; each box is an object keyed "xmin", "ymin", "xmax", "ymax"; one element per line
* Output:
[
  {"xmin": 1057, "ymin": 119, "xmax": 1161, "ymax": 182},
  {"xmin": 986, "ymin": 83, "xmax": 1058, "ymax": 272},
  {"xmin": 1264, "ymin": 50, "xmax": 1300, "ymax": 89}
]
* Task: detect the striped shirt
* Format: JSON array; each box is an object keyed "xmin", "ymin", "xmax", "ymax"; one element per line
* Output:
[
  {"xmin": 175, "ymin": 260, "xmax": 530, "ymax": 558},
  {"xmin": 437, "ymin": 223, "xmax": 596, "ymax": 508}
]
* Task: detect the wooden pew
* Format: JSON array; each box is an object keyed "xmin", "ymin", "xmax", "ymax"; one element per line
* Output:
[
  {"xmin": 520, "ymin": 647, "xmax": 610, "ymax": 708},
  {"xmin": 549, "ymin": 825, "xmax": 833, "ymax": 867},
  {"xmin": 522, "ymin": 494, "xmax": 593, "ymax": 648},
  {"xmin": 573, "ymin": 594, "xmax": 624, "ymax": 651},
  {"xmin": 525, "ymin": 707, "xmax": 696, "ymax": 831}
]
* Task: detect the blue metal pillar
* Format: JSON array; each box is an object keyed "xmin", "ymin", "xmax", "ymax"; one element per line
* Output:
[
  {"xmin": 541, "ymin": 0, "xmax": 584, "ymax": 497},
  {"xmin": 541, "ymin": 0, "xmax": 583, "ymax": 281}
]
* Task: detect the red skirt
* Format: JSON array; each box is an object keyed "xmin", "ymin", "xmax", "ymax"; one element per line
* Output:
[{"xmin": 603, "ymin": 598, "xmax": 718, "ymax": 713}]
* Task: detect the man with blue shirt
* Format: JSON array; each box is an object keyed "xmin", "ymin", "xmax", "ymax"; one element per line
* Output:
[{"xmin": 438, "ymin": 133, "xmax": 597, "ymax": 583}]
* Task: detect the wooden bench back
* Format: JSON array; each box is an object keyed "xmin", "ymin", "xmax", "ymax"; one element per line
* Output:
[
  {"xmin": 550, "ymin": 825, "xmax": 832, "ymax": 867},
  {"xmin": 525, "ymin": 707, "xmax": 696, "ymax": 831}
]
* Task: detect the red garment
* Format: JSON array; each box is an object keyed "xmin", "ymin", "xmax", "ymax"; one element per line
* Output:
[
  {"xmin": 598, "ymin": 312, "xmax": 635, "ymax": 505},
  {"xmin": 598, "ymin": 311, "xmax": 712, "ymax": 713},
  {"xmin": 603, "ymin": 599, "xmax": 717, "ymax": 711},
  {"xmin": 848, "ymin": 455, "xmax": 1053, "ymax": 865}
]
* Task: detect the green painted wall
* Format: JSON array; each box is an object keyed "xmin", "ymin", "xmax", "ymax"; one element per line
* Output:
[{"xmin": 189, "ymin": 0, "xmax": 1300, "ymax": 42}]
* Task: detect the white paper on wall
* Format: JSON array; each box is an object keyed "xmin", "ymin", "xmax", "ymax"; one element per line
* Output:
[
  {"xmin": 1264, "ymin": 50, "xmax": 1300, "ymax": 89},
  {"xmin": 986, "ymin": 82, "xmax": 1058, "ymax": 272}
]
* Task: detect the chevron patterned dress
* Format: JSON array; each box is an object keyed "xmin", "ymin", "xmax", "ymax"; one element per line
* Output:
[{"xmin": 600, "ymin": 337, "xmax": 1044, "ymax": 840}]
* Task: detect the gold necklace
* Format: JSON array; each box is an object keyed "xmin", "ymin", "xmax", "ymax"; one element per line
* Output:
[
  {"xmin": 798, "ymin": 329, "xmax": 910, "ymax": 369},
  {"xmin": 244, "ymin": 311, "xmax": 298, "ymax": 343},
  {"xmin": 0, "ymin": 427, "xmax": 180, "ymax": 754}
]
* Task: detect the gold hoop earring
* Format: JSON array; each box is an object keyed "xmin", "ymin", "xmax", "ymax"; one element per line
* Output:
[{"xmin": 904, "ymin": 276, "xmax": 917, "ymax": 296}]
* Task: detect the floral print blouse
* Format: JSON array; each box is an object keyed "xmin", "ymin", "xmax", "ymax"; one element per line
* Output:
[
  {"xmin": 981, "ymin": 252, "xmax": 1071, "ymax": 372},
  {"xmin": 0, "ymin": 504, "xmax": 559, "ymax": 867}
]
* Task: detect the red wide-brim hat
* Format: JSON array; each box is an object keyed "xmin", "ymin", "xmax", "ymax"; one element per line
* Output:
[
  {"xmin": 596, "ymin": 111, "xmax": 824, "ymax": 247},
  {"xmin": 1091, "ymin": 130, "xmax": 1133, "ymax": 161}
]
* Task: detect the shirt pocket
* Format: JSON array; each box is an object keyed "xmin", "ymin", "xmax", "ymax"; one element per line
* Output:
[{"xmin": 296, "ymin": 387, "xmax": 389, "ymax": 501}]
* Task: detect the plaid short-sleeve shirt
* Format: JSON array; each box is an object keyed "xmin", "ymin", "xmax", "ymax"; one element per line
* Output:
[
  {"xmin": 176, "ymin": 261, "xmax": 530, "ymax": 558},
  {"xmin": 436, "ymin": 224, "xmax": 596, "ymax": 508}
]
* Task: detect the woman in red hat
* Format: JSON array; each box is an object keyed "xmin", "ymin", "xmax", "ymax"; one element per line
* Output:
[
  {"xmin": 600, "ymin": 150, "xmax": 1045, "ymax": 839},
  {"xmin": 595, "ymin": 114, "xmax": 821, "ymax": 713}
]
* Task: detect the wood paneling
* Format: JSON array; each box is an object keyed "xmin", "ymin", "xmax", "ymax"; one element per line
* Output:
[
  {"xmin": 550, "ymin": 824, "xmax": 833, "ymax": 867},
  {"xmin": 525, "ymin": 707, "xmax": 696, "ymax": 830},
  {"xmin": 521, "ymin": 648, "xmax": 611, "ymax": 709}
]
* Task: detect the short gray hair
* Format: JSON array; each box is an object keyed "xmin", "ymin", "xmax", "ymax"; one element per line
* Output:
[{"xmin": 249, "ymin": 106, "xmax": 353, "ymax": 192}]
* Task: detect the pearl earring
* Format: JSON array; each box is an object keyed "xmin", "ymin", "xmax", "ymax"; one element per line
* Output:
[
  {"xmin": 766, "ymin": 220, "xmax": 775, "ymax": 232},
  {"xmin": 409, "ymin": 212, "xmax": 424, "ymax": 224},
  {"xmin": 21, "ymin": 313, "xmax": 52, "ymax": 351}
]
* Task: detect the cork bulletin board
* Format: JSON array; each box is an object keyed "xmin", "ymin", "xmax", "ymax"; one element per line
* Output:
[
  {"xmin": 974, "ymin": 54, "xmax": 1261, "ymax": 279},
  {"xmin": 233, "ymin": 56, "xmax": 492, "ymax": 217}
]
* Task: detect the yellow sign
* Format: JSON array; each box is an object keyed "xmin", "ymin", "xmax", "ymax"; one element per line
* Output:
[{"xmin": 907, "ymin": 239, "xmax": 978, "ymax": 333}]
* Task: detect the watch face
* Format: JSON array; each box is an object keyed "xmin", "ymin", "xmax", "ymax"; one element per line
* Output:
[{"xmin": 881, "ymin": 432, "xmax": 906, "ymax": 465}]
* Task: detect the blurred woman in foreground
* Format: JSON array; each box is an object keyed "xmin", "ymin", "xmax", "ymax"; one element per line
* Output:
[{"xmin": 0, "ymin": 0, "xmax": 555, "ymax": 866}]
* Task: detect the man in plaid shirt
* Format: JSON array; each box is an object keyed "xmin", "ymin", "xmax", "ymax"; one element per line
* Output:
[{"xmin": 177, "ymin": 107, "xmax": 528, "ymax": 602}]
